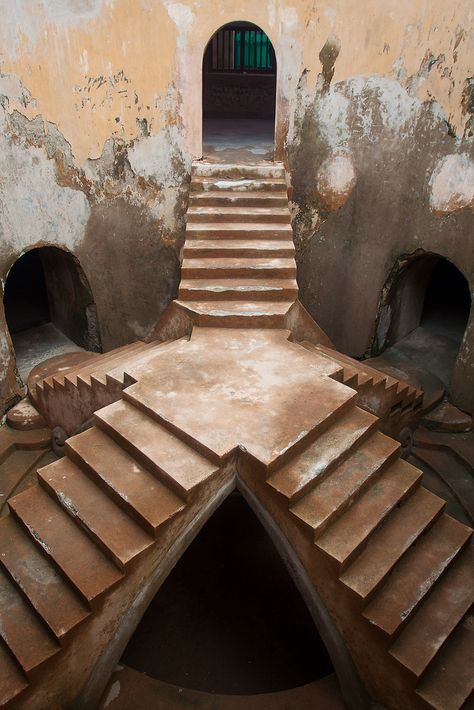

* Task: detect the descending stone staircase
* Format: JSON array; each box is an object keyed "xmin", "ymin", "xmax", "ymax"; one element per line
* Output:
[
  {"xmin": 0, "ymin": 393, "xmax": 222, "ymax": 707},
  {"xmin": 265, "ymin": 397, "xmax": 474, "ymax": 710},
  {"xmin": 176, "ymin": 161, "xmax": 299, "ymax": 327}
]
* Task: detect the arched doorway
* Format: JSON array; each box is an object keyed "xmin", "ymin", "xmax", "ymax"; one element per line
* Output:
[
  {"xmin": 113, "ymin": 491, "xmax": 341, "ymax": 705},
  {"xmin": 3, "ymin": 247, "xmax": 101, "ymax": 381},
  {"xmin": 375, "ymin": 253, "xmax": 471, "ymax": 389},
  {"xmin": 202, "ymin": 22, "xmax": 277, "ymax": 161}
]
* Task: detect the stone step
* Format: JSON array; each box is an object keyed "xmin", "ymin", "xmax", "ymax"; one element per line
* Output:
[
  {"xmin": 0, "ymin": 640, "xmax": 28, "ymax": 706},
  {"xmin": 178, "ymin": 278, "xmax": 298, "ymax": 302},
  {"xmin": 363, "ymin": 514, "xmax": 472, "ymax": 636},
  {"xmin": 0, "ymin": 448, "xmax": 47, "ymax": 509},
  {"xmin": 66, "ymin": 427, "xmax": 185, "ymax": 536},
  {"xmin": 183, "ymin": 239, "xmax": 295, "ymax": 259},
  {"xmin": 95, "ymin": 399, "xmax": 219, "ymax": 498},
  {"xmin": 316, "ymin": 459, "xmax": 422, "ymax": 567},
  {"xmin": 416, "ymin": 613, "xmax": 474, "ymax": 710},
  {"xmin": 42, "ymin": 341, "xmax": 147, "ymax": 389},
  {"xmin": 191, "ymin": 161, "xmax": 285, "ymax": 179},
  {"xmin": 38, "ymin": 458, "xmax": 154, "ymax": 571},
  {"xmin": 0, "ymin": 566, "xmax": 58, "ymax": 677},
  {"xmin": 64, "ymin": 341, "xmax": 150, "ymax": 388},
  {"xmin": 190, "ymin": 191, "xmax": 288, "ymax": 207},
  {"xmin": 181, "ymin": 257, "xmax": 296, "ymax": 279},
  {"xmin": 9, "ymin": 486, "xmax": 122, "ymax": 606},
  {"xmin": 268, "ymin": 406, "xmax": 378, "ymax": 503},
  {"xmin": 175, "ymin": 300, "xmax": 292, "ymax": 328},
  {"xmin": 186, "ymin": 222, "xmax": 293, "ymax": 240},
  {"xmin": 414, "ymin": 428, "xmax": 474, "ymax": 475},
  {"xmin": 291, "ymin": 431, "xmax": 400, "ymax": 538},
  {"xmin": 187, "ymin": 206, "xmax": 291, "ymax": 224},
  {"xmin": 390, "ymin": 545, "xmax": 474, "ymax": 678},
  {"xmin": 340, "ymin": 487, "xmax": 446, "ymax": 600},
  {"xmin": 190, "ymin": 176, "xmax": 287, "ymax": 193},
  {"xmin": 0, "ymin": 516, "xmax": 89, "ymax": 641}
]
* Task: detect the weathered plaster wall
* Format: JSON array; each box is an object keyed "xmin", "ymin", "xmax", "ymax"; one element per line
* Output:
[{"xmin": 0, "ymin": 0, "xmax": 473, "ymax": 410}]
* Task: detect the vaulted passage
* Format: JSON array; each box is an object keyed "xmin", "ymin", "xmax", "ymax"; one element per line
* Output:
[
  {"xmin": 121, "ymin": 491, "xmax": 334, "ymax": 694},
  {"xmin": 202, "ymin": 22, "xmax": 276, "ymax": 161},
  {"xmin": 377, "ymin": 255, "xmax": 471, "ymax": 389},
  {"xmin": 421, "ymin": 258, "xmax": 471, "ymax": 344},
  {"xmin": 3, "ymin": 247, "xmax": 101, "ymax": 380}
]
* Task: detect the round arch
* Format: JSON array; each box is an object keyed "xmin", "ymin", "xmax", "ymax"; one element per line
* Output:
[
  {"xmin": 373, "ymin": 250, "xmax": 472, "ymax": 404},
  {"xmin": 77, "ymin": 474, "xmax": 366, "ymax": 710},
  {"xmin": 201, "ymin": 21, "xmax": 278, "ymax": 160},
  {"xmin": 3, "ymin": 245, "xmax": 101, "ymax": 380}
]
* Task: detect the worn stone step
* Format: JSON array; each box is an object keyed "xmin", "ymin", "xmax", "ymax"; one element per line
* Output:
[
  {"xmin": 191, "ymin": 162, "xmax": 285, "ymax": 179},
  {"xmin": 317, "ymin": 459, "xmax": 422, "ymax": 567},
  {"xmin": 183, "ymin": 239, "xmax": 295, "ymax": 259},
  {"xmin": 178, "ymin": 278, "xmax": 298, "ymax": 302},
  {"xmin": 363, "ymin": 514, "xmax": 472, "ymax": 636},
  {"xmin": 390, "ymin": 545, "xmax": 474, "ymax": 678},
  {"xmin": 0, "ymin": 640, "xmax": 28, "ymax": 706},
  {"xmin": 190, "ymin": 176, "xmax": 287, "ymax": 193},
  {"xmin": 38, "ymin": 458, "xmax": 154, "ymax": 571},
  {"xmin": 416, "ymin": 613, "xmax": 474, "ymax": 710},
  {"xmin": 63, "ymin": 341, "xmax": 150, "ymax": 388},
  {"xmin": 45, "ymin": 341, "xmax": 146, "ymax": 389},
  {"xmin": 0, "ymin": 516, "xmax": 89, "ymax": 641},
  {"xmin": 307, "ymin": 344, "xmax": 398, "ymax": 392},
  {"xmin": 190, "ymin": 191, "xmax": 288, "ymax": 207},
  {"xmin": 175, "ymin": 300, "xmax": 292, "ymax": 328},
  {"xmin": 181, "ymin": 257, "xmax": 296, "ymax": 279},
  {"xmin": 9, "ymin": 486, "xmax": 122, "ymax": 606},
  {"xmin": 66, "ymin": 427, "xmax": 185, "ymax": 536},
  {"xmin": 414, "ymin": 428, "xmax": 474, "ymax": 475},
  {"xmin": 186, "ymin": 222, "xmax": 293, "ymax": 240},
  {"xmin": 187, "ymin": 206, "xmax": 291, "ymax": 224},
  {"xmin": 0, "ymin": 566, "xmax": 58, "ymax": 677},
  {"xmin": 340, "ymin": 487, "xmax": 446, "ymax": 600},
  {"xmin": 95, "ymin": 399, "xmax": 219, "ymax": 498},
  {"xmin": 0, "ymin": 448, "xmax": 47, "ymax": 511},
  {"xmin": 291, "ymin": 432, "xmax": 400, "ymax": 538},
  {"xmin": 268, "ymin": 406, "xmax": 378, "ymax": 504}
]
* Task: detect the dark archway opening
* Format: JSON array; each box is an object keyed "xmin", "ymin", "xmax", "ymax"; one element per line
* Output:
[
  {"xmin": 121, "ymin": 491, "xmax": 334, "ymax": 695},
  {"xmin": 3, "ymin": 247, "xmax": 101, "ymax": 380},
  {"xmin": 421, "ymin": 258, "xmax": 471, "ymax": 343},
  {"xmin": 202, "ymin": 22, "xmax": 277, "ymax": 161},
  {"xmin": 376, "ymin": 255, "xmax": 471, "ymax": 389}
]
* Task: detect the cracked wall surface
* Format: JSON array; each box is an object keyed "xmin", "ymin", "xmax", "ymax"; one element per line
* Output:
[{"xmin": 0, "ymin": 0, "xmax": 473, "ymax": 411}]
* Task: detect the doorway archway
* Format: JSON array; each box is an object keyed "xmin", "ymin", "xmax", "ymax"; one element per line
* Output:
[
  {"xmin": 3, "ymin": 246, "xmax": 101, "ymax": 380},
  {"xmin": 202, "ymin": 22, "xmax": 277, "ymax": 161},
  {"xmin": 375, "ymin": 253, "xmax": 471, "ymax": 389},
  {"xmin": 121, "ymin": 491, "xmax": 334, "ymax": 695}
]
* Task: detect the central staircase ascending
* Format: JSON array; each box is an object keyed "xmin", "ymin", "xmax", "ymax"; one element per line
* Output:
[
  {"xmin": 2, "ymin": 157, "xmax": 473, "ymax": 710},
  {"xmin": 176, "ymin": 161, "xmax": 298, "ymax": 327}
]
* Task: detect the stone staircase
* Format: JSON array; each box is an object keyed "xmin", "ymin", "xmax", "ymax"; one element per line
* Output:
[
  {"xmin": 0, "ymin": 394, "xmax": 222, "ymax": 707},
  {"xmin": 302, "ymin": 342, "xmax": 424, "ymax": 420},
  {"xmin": 29, "ymin": 339, "xmax": 177, "ymax": 436},
  {"xmin": 176, "ymin": 161, "xmax": 299, "ymax": 327},
  {"xmin": 266, "ymin": 398, "xmax": 474, "ymax": 710},
  {"xmin": 1, "ymin": 157, "xmax": 473, "ymax": 710}
]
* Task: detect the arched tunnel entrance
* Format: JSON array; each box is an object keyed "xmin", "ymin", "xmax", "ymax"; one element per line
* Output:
[
  {"xmin": 202, "ymin": 22, "xmax": 277, "ymax": 161},
  {"xmin": 3, "ymin": 247, "xmax": 101, "ymax": 381},
  {"xmin": 110, "ymin": 491, "xmax": 340, "ymax": 706},
  {"xmin": 376, "ymin": 254, "xmax": 471, "ymax": 391}
]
